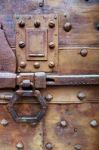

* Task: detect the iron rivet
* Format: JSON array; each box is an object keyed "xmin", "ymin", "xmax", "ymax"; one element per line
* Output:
[
  {"xmin": 34, "ymin": 21, "xmax": 40, "ymax": 28},
  {"xmin": 46, "ymin": 143, "xmax": 53, "ymax": 150},
  {"xmin": 60, "ymin": 120, "xmax": 68, "ymax": 128},
  {"xmin": 39, "ymin": 2, "xmax": 44, "ymax": 7},
  {"xmin": 20, "ymin": 61, "xmax": 26, "ymax": 68},
  {"xmin": 0, "ymin": 119, "xmax": 9, "ymax": 126},
  {"xmin": 96, "ymin": 23, "xmax": 99, "ymax": 30},
  {"xmin": 90, "ymin": 120, "xmax": 98, "ymax": 127},
  {"xmin": 49, "ymin": 42, "xmax": 55, "ymax": 49},
  {"xmin": 63, "ymin": 22, "xmax": 72, "ymax": 32},
  {"xmin": 74, "ymin": 144, "xmax": 81, "ymax": 150},
  {"xmin": 19, "ymin": 41, "xmax": 25, "ymax": 48},
  {"xmin": 16, "ymin": 141, "xmax": 24, "ymax": 149},
  {"xmin": 77, "ymin": 92, "xmax": 86, "ymax": 100},
  {"xmin": 45, "ymin": 94, "xmax": 53, "ymax": 102},
  {"xmin": 64, "ymin": 13, "xmax": 67, "ymax": 17},
  {"xmin": 34, "ymin": 62, "xmax": 40, "ymax": 68},
  {"xmin": 49, "ymin": 21, "xmax": 55, "ymax": 28},
  {"xmin": 18, "ymin": 20, "xmax": 25, "ymax": 28},
  {"xmin": 80, "ymin": 49, "xmax": 88, "ymax": 57},
  {"xmin": 48, "ymin": 62, "xmax": 55, "ymax": 68},
  {"xmin": 16, "ymin": 16, "xmax": 19, "ymax": 19}
]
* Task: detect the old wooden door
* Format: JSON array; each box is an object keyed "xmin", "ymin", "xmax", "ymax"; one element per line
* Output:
[{"xmin": 0, "ymin": 0, "xmax": 99, "ymax": 150}]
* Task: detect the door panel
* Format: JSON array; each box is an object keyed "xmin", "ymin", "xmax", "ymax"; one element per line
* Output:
[
  {"xmin": 44, "ymin": 103, "xmax": 99, "ymax": 150},
  {"xmin": 0, "ymin": 104, "xmax": 43, "ymax": 150},
  {"xmin": 59, "ymin": 48, "xmax": 99, "ymax": 74}
]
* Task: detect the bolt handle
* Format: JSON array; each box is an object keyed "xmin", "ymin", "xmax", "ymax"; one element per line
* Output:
[{"xmin": 7, "ymin": 90, "xmax": 47, "ymax": 125}]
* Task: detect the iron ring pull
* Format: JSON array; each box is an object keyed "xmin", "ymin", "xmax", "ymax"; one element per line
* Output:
[{"xmin": 7, "ymin": 90, "xmax": 47, "ymax": 125}]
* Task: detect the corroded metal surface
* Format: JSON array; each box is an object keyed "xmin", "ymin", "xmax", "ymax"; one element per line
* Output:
[
  {"xmin": 0, "ymin": 104, "xmax": 43, "ymax": 150},
  {"xmin": 43, "ymin": 103, "xmax": 99, "ymax": 150},
  {"xmin": 0, "ymin": 0, "xmax": 99, "ymax": 150}
]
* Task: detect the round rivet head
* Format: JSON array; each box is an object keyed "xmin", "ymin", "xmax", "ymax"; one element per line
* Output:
[
  {"xmin": 16, "ymin": 141, "xmax": 24, "ymax": 149},
  {"xmin": 63, "ymin": 22, "xmax": 72, "ymax": 32},
  {"xmin": 48, "ymin": 62, "xmax": 55, "ymax": 68},
  {"xmin": 60, "ymin": 120, "xmax": 68, "ymax": 128},
  {"xmin": 19, "ymin": 41, "xmax": 25, "ymax": 48},
  {"xmin": 77, "ymin": 92, "xmax": 86, "ymax": 100},
  {"xmin": 80, "ymin": 49, "xmax": 88, "ymax": 57},
  {"xmin": 20, "ymin": 61, "xmax": 26, "ymax": 68},
  {"xmin": 0, "ymin": 119, "xmax": 9, "ymax": 126},
  {"xmin": 45, "ymin": 94, "xmax": 53, "ymax": 102},
  {"xmin": 34, "ymin": 62, "xmax": 40, "ymax": 68},
  {"xmin": 74, "ymin": 144, "xmax": 81, "ymax": 150},
  {"xmin": 49, "ymin": 21, "xmax": 55, "ymax": 28},
  {"xmin": 39, "ymin": 2, "xmax": 44, "ymax": 7},
  {"xmin": 49, "ymin": 42, "xmax": 55, "ymax": 49},
  {"xmin": 19, "ymin": 20, "xmax": 25, "ymax": 28},
  {"xmin": 34, "ymin": 21, "xmax": 40, "ymax": 28},
  {"xmin": 46, "ymin": 143, "xmax": 53, "ymax": 150},
  {"xmin": 90, "ymin": 120, "xmax": 98, "ymax": 127},
  {"xmin": 96, "ymin": 23, "xmax": 99, "ymax": 30}
]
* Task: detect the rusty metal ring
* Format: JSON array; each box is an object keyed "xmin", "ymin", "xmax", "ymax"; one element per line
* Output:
[{"xmin": 7, "ymin": 90, "xmax": 47, "ymax": 125}]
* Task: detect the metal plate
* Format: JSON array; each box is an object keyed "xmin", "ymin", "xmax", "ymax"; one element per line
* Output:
[
  {"xmin": 44, "ymin": 103, "xmax": 99, "ymax": 150},
  {"xmin": 16, "ymin": 14, "xmax": 58, "ymax": 72},
  {"xmin": 0, "ymin": 104, "xmax": 43, "ymax": 150},
  {"xmin": 59, "ymin": 47, "xmax": 99, "ymax": 74}
]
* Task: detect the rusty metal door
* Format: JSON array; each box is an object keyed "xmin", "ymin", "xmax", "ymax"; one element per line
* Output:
[{"xmin": 0, "ymin": 0, "xmax": 99, "ymax": 150}]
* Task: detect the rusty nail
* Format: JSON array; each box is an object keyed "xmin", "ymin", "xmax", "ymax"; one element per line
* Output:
[
  {"xmin": 77, "ymin": 92, "xmax": 86, "ymax": 100},
  {"xmin": 49, "ymin": 42, "xmax": 55, "ymax": 49},
  {"xmin": 63, "ymin": 22, "xmax": 72, "ymax": 32},
  {"xmin": 19, "ymin": 41, "xmax": 25, "ymax": 48},
  {"xmin": 80, "ymin": 49, "xmax": 88, "ymax": 57},
  {"xmin": 34, "ymin": 21, "xmax": 40, "ymax": 28},
  {"xmin": 49, "ymin": 21, "xmax": 55, "ymax": 28},
  {"xmin": 45, "ymin": 94, "xmax": 53, "ymax": 102},
  {"xmin": 16, "ymin": 141, "xmax": 24, "ymax": 149},
  {"xmin": 0, "ymin": 119, "xmax": 9, "ymax": 126},
  {"xmin": 48, "ymin": 62, "xmax": 55, "ymax": 68},
  {"xmin": 46, "ymin": 143, "xmax": 53, "ymax": 150},
  {"xmin": 90, "ymin": 120, "xmax": 98, "ymax": 127},
  {"xmin": 34, "ymin": 62, "xmax": 40, "ymax": 68},
  {"xmin": 20, "ymin": 61, "xmax": 26, "ymax": 68},
  {"xmin": 60, "ymin": 120, "xmax": 68, "ymax": 128},
  {"xmin": 19, "ymin": 20, "xmax": 25, "ymax": 28},
  {"xmin": 74, "ymin": 144, "xmax": 81, "ymax": 150}
]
